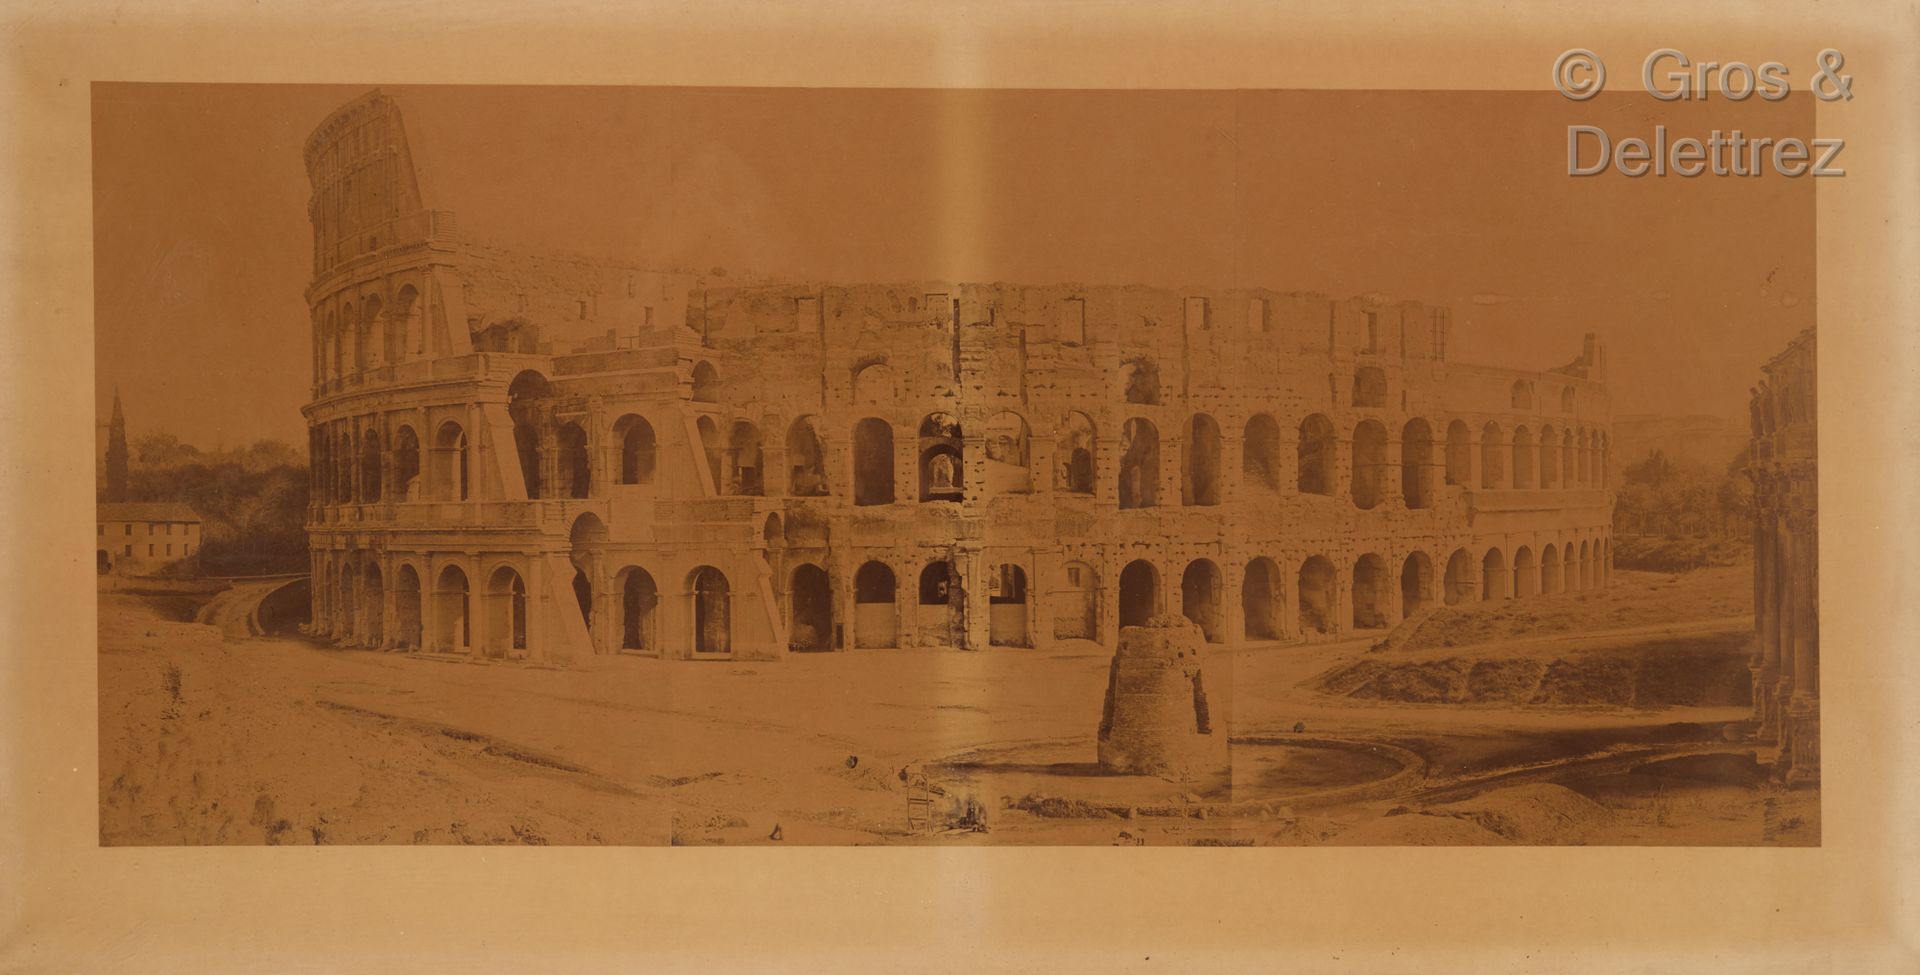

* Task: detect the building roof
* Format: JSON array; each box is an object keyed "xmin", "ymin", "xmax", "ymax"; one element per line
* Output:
[{"xmin": 97, "ymin": 502, "xmax": 201, "ymax": 524}]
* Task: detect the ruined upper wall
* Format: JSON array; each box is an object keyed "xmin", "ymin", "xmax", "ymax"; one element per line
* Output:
[{"xmin": 304, "ymin": 90, "xmax": 436, "ymax": 279}]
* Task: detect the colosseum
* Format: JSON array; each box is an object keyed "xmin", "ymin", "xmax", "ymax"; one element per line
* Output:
[{"xmin": 304, "ymin": 90, "xmax": 1616, "ymax": 664}]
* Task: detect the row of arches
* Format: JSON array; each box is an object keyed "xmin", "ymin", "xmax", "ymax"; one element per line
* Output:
[
  {"xmin": 1452, "ymin": 421, "xmax": 1611, "ymax": 491},
  {"xmin": 314, "ymin": 284, "xmax": 428, "ymax": 384}
]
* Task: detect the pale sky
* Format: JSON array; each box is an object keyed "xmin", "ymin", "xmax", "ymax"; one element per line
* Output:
[{"xmin": 93, "ymin": 84, "xmax": 1815, "ymax": 447}]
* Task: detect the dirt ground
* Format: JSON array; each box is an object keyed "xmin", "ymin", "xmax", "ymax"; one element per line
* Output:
[{"xmin": 97, "ymin": 565, "xmax": 1818, "ymax": 847}]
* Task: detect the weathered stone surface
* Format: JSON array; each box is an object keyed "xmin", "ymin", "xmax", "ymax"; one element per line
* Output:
[{"xmin": 1097, "ymin": 614, "xmax": 1229, "ymax": 787}]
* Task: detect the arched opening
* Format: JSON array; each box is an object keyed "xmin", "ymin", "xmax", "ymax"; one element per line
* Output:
[
  {"xmin": 1513, "ymin": 546, "xmax": 1538, "ymax": 597},
  {"xmin": 1118, "ymin": 418, "xmax": 1160, "ymax": 509},
  {"xmin": 393, "ymin": 284, "xmax": 423, "ymax": 360},
  {"xmin": 1481, "ymin": 548, "xmax": 1509, "ymax": 600},
  {"xmin": 691, "ymin": 361, "xmax": 720, "ymax": 403},
  {"xmin": 1351, "ymin": 366, "xmax": 1387, "ymax": 408},
  {"xmin": 1561, "ymin": 431, "xmax": 1575, "ymax": 487},
  {"xmin": 984, "ymin": 412, "xmax": 1032, "ymax": 495},
  {"xmin": 1298, "ymin": 414, "xmax": 1335, "ymax": 495},
  {"xmin": 852, "ymin": 418, "xmax": 895, "ymax": 506},
  {"xmin": 1539, "ymin": 426, "xmax": 1559, "ymax": 489},
  {"xmin": 485, "ymin": 565, "xmax": 528, "ymax": 657},
  {"xmin": 433, "ymin": 564, "xmax": 470, "ymax": 652},
  {"xmin": 1242, "ymin": 557, "xmax": 1282, "ymax": 640},
  {"xmin": 1353, "ymin": 554, "xmax": 1390, "ymax": 629},
  {"xmin": 1402, "ymin": 418, "xmax": 1433, "ymax": 508},
  {"xmin": 1578, "ymin": 540, "xmax": 1592, "ymax": 590},
  {"xmin": 853, "ymin": 561, "xmax": 897, "ymax": 649},
  {"xmin": 786, "ymin": 416, "xmax": 828, "ymax": 496},
  {"xmin": 619, "ymin": 567, "xmax": 658, "ymax": 652},
  {"xmin": 988, "ymin": 562, "xmax": 1029, "ymax": 647},
  {"xmin": 1118, "ymin": 560, "xmax": 1158, "ymax": 629},
  {"xmin": 1510, "ymin": 426, "xmax": 1534, "ymax": 489},
  {"xmin": 393, "ymin": 426, "xmax": 421, "ymax": 500},
  {"xmin": 359, "ymin": 431, "xmax": 383, "ymax": 502},
  {"xmin": 1577, "ymin": 431, "xmax": 1591, "ymax": 485},
  {"xmin": 433, "ymin": 421, "xmax": 468, "ymax": 501},
  {"xmin": 1443, "ymin": 549, "xmax": 1475, "ymax": 605},
  {"xmin": 557, "ymin": 422, "xmax": 590, "ymax": 499},
  {"xmin": 1123, "ymin": 359, "xmax": 1160, "ymax": 405},
  {"xmin": 335, "ymin": 304, "xmax": 352, "ymax": 378},
  {"xmin": 567, "ymin": 513, "xmax": 606, "ymax": 649},
  {"xmin": 508, "ymin": 371, "xmax": 551, "ymax": 499},
  {"xmin": 1056, "ymin": 411, "xmax": 1098, "ymax": 495},
  {"xmin": 362, "ymin": 563, "xmax": 385, "ymax": 645},
  {"xmin": 1181, "ymin": 559, "xmax": 1224, "ymax": 643},
  {"xmin": 852, "ymin": 361, "xmax": 893, "ymax": 405},
  {"xmin": 1511, "ymin": 379, "xmax": 1534, "ymax": 410},
  {"xmin": 1350, "ymin": 420, "xmax": 1388, "ymax": 509},
  {"xmin": 918, "ymin": 560, "xmax": 964, "ymax": 649},
  {"xmin": 1182, "ymin": 414, "xmax": 1222, "ymax": 506},
  {"xmin": 335, "ymin": 434, "xmax": 353, "ymax": 503},
  {"xmin": 727, "ymin": 420, "xmax": 764, "ymax": 496},
  {"xmin": 337, "ymin": 562, "xmax": 358, "ymax": 639},
  {"xmin": 572, "ymin": 570, "xmax": 593, "ymax": 632},
  {"xmin": 1445, "ymin": 420, "xmax": 1472, "ymax": 486},
  {"xmin": 691, "ymin": 566, "xmax": 730, "ymax": 654},
  {"xmin": 1480, "ymin": 422, "xmax": 1505, "ymax": 489},
  {"xmin": 1400, "ymin": 552, "xmax": 1433, "ymax": 618},
  {"xmin": 918, "ymin": 413, "xmax": 963, "ymax": 501},
  {"xmin": 393, "ymin": 564, "xmax": 422, "ymax": 649},
  {"xmin": 1561, "ymin": 386, "xmax": 1576, "ymax": 412},
  {"xmin": 356, "ymin": 297, "xmax": 381, "ymax": 372},
  {"xmin": 1053, "ymin": 561, "xmax": 1098, "ymax": 641},
  {"xmin": 1298, "ymin": 556, "xmax": 1336, "ymax": 635},
  {"xmin": 1243, "ymin": 414, "xmax": 1282, "ymax": 493},
  {"xmin": 789, "ymin": 564, "xmax": 832, "ymax": 652},
  {"xmin": 696, "ymin": 416, "xmax": 723, "ymax": 494},
  {"xmin": 1541, "ymin": 544, "xmax": 1562, "ymax": 594},
  {"xmin": 614, "ymin": 414, "xmax": 656, "ymax": 485}
]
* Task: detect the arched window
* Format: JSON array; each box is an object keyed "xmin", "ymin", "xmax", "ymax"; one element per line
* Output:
[
  {"xmin": 1401, "ymin": 418, "xmax": 1433, "ymax": 508},
  {"xmin": 433, "ymin": 564, "xmax": 470, "ymax": 652},
  {"xmin": 691, "ymin": 361, "xmax": 721, "ymax": 403},
  {"xmin": 1481, "ymin": 548, "xmax": 1508, "ymax": 600},
  {"xmin": 485, "ymin": 566, "xmax": 528, "ymax": 656},
  {"xmin": 1056, "ymin": 411, "xmax": 1097, "ymax": 494},
  {"xmin": 727, "ymin": 421, "xmax": 764, "ymax": 496},
  {"xmin": 691, "ymin": 566, "xmax": 730, "ymax": 654},
  {"xmin": 1243, "ymin": 414, "xmax": 1282, "ymax": 492},
  {"xmin": 619, "ymin": 567, "xmax": 658, "ymax": 652},
  {"xmin": 1443, "ymin": 549, "xmax": 1475, "ymax": 605},
  {"xmin": 1182, "ymin": 414, "xmax": 1222, "ymax": 506},
  {"xmin": 1118, "ymin": 418, "xmax": 1159, "ymax": 509},
  {"xmin": 786, "ymin": 416, "xmax": 828, "ymax": 497},
  {"xmin": 1180, "ymin": 559, "xmax": 1223, "ymax": 643},
  {"xmin": 1513, "ymin": 546, "xmax": 1537, "ymax": 597},
  {"xmin": 1242, "ymin": 557, "xmax": 1282, "ymax": 639},
  {"xmin": 1511, "ymin": 427, "xmax": 1534, "ymax": 489},
  {"xmin": 853, "ymin": 560, "xmax": 897, "ymax": 649},
  {"xmin": 1352, "ymin": 554, "xmax": 1389, "ymax": 628},
  {"xmin": 1350, "ymin": 420, "xmax": 1387, "ymax": 509},
  {"xmin": 614, "ymin": 414, "xmax": 656, "ymax": 485},
  {"xmin": 851, "ymin": 361, "xmax": 893, "ymax": 406},
  {"xmin": 1298, "ymin": 556, "xmax": 1336, "ymax": 635},
  {"xmin": 1539, "ymin": 426, "xmax": 1559, "ymax": 489},
  {"xmin": 507, "ymin": 371, "xmax": 551, "ymax": 499},
  {"xmin": 1511, "ymin": 379, "xmax": 1534, "ymax": 410},
  {"xmin": 984, "ymin": 411, "xmax": 1031, "ymax": 494},
  {"xmin": 789, "ymin": 564, "xmax": 832, "ymax": 652},
  {"xmin": 1480, "ymin": 422, "xmax": 1504, "ymax": 489},
  {"xmin": 917, "ymin": 413, "xmax": 963, "ymax": 501},
  {"xmin": 433, "ymin": 421, "xmax": 468, "ymax": 501},
  {"xmin": 359, "ymin": 430, "xmax": 383, "ymax": 502},
  {"xmin": 393, "ymin": 426, "xmax": 421, "ymax": 500},
  {"xmin": 1298, "ymin": 414, "xmax": 1335, "ymax": 495},
  {"xmin": 919, "ymin": 561, "xmax": 955, "ymax": 605},
  {"xmin": 1118, "ymin": 560, "xmax": 1158, "ymax": 629},
  {"xmin": 393, "ymin": 284, "xmax": 423, "ymax": 359},
  {"xmin": 1445, "ymin": 419, "xmax": 1471, "ymax": 487},
  {"xmin": 557, "ymin": 422, "xmax": 590, "ymax": 498},
  {"xmin": 1123, "ymin": 359, "xmax": 1159, "ymax": 405},
  {"xmin": 852, "ymin": 418, "xmax": 895, "ymax": 506}
]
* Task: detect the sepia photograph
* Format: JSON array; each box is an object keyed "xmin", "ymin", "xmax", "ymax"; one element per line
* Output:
[{"xmin": 90, "ymin": 82, "xmax": 1822, "ymax": 848}]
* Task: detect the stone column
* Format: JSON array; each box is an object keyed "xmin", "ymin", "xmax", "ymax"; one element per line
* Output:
[
  {"xmin": 1786, "ymin": 508, "xmax": 1820, "ymax": 786},
  {"xmin": 1754, "ymin": 512, "xmax": 1782, "ymax": 739},
  {"xmin": 1772, "ymin": 522, "xmax": 1799, "ymax": 751}
]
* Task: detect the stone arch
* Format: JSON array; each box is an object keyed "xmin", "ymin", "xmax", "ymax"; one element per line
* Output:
[
  {"xmin": 1118, "ymin": 417, "xmax": 1160, "ymax": 509},
  {"xmin": 557, "ymin": 421, "xmax": 590, "ymax": 499},
  {"xmin": 691, "ymin": 361, "xmax": 721, "ymax": 403},
  {"xmin": 1242, "ymin": 414, "xmax": 1282, "ymax": 493},
  {"xmin": 1480, "ymin": 421, "xmax": 1505, "ymax": 489},
  {"xmin": 359, "ymin": 429, "xmax": 383, "ymax": 502},
  {"xmin": 984, "ymin": 411, "xmax": 1032, "ymax": 494},
  {"xmin": 853, "ymin": 560, "xmax": 898, "ymax": 649},
  {"xmin": 1352, "ymin": 553, "xmax": 1390, "ymax": 629},
  {"xmin": 917, "ymin": 559, "xmax": 964, "ymax": 649},
  {"xmin": 917, "ymin": 412, "xmax": 964, "ymax": 502},
  {"xmin": 1481, "ymin": 547, "xmax": 1509, "ymax": 600},
  {"xmin": 1513, "ymin": 545, "xmax": 1538, "ymax": 597},
  {"xmin": 1539, "ymin": 425, "xmax": 1559, "ymax": 489},
  {"xmin": 618, "ymin": 565, "xmax": 659, "ymax": 652},
  {"xmin": 1578, "ymin": 539, "xmax": 1592, "ymax": 590},
  {"xmin": 1511, "ymin": 379, "xmax": 1534, "ymax": 410},
  {"xmin": 1446, "ymin": 419, "xmax": 1472, "ymax": 486},
  {"xmin": 852, "ymin": 417, "xmax": 895, "ymax": 506},
  {"xmin": 393, "ymin": 425, "xmax": 421, "ymax": 499},
  {"xmin": 1400, "ymin": 551, "xmax": 1433, "ymax": 618},
  {"xmin": 851, "ymin": 361, "xmax": 893, "ymax": 406},
  {"xmin": 1242, "ymin": 556, "xmax": 1283, "ymax": 640},
  {"xmin": 988, "ymin": 562, "xmax": 1030, "ymax": 647},
  {"xmin": 1056, "ymin": 411, "xmax": 1097, "ymax": 494},
  {"xmin": 433, "ymin": 420, "xmax": 468, "ymax": 501},
  {"xmin": 1541, "ymin": 543, "xmax": 1562, "ymax": 594},
  {"xmin": 789, "ymin": 563, "xmax": 833, "ymax": 652},
  {"xmin": 785, "ymin": 415, "xmax": 828, "ymax": 497},
  {"xmin": 356, "ymin": 295, "xmax": 381, "ymax": 372},
  {"xmin": 507, "ymin": 370, "xmax": 552, "ymax": 499},
  {"xmin": 1561, "ymin": 431, "xmax": 1575, "ymax": 487},
  {"xmin": 393, "ymin": 562, "xmax": 423, "ymax": 649},
  {"xmin": 1350, "ymin": 419, "xmax": 1388, "ymax": 509},
  {"xmin": 1298, "ymin": 413, "xmax": 1335, "ymax": 495},
  {"xmin": 1402, "ymin": 418, "xmax": 1434, "ymax": 508},
  {"xmin": 727, "ymin": 420, "xmax": 764, "ymax": 496},
  {"xmin": 1182, "ymin": 413, "xmax": 1223, "ymax": 506},
  {"xmin": 690, "ymin": 566, "xmax": 731, "ymax": 655},
  {"xmin": 1298, "ymin": 555, "xmax": 1336, "ymax": 635},
  {"xmin": 1443, "ymin": 548, "xmax": 1476, "ymax": 605},
  {"xmin": 362, "ymin": 562, "xmax": 385, "ymax": 645},
  {"xmin": 433, "ymin": 563, "xmax": 470, "ymax": 652},
  {"xmin": 1180, "ymin": 558, "xmax": 1224, "ymax": 643},
  {"xmin": 1577, "ymin": 430, "xmax": 1591, "ymax": 485},
  {"xmin": 484, "ymin": 564, "xmax": 528, "ymax": 656},
  {"xmin": 1118, "ymin": 559, "xmax": 1159, "ymax": 629},
  {"xmin": 614, "ymin": 414, "xmax": 656, "ymax": 485},
  {"xmin": 1511, "ymin": 426, "xmax": 1534, "ymax": 489},
  {"xmin": 1561, "ymin": 386, "xmax": 1576, "ymax": 412},
  {"xmin": 1053, "ymin": 560, "xmax": 1099, "ymax": 641},
  {"xmin": 392, "ymin": 283, "xmax": 423, "ymax": 359}
]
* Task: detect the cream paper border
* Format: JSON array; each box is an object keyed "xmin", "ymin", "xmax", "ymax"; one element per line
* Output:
[{"xmin": 3, "ymin": 1, "xmax": 1916, "ymax": 971}]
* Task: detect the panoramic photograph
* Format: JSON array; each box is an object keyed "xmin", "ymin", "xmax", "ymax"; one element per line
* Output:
[{"xmin": 93, "ymin": 83, "xmax": 1819, "ymax": 846}]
